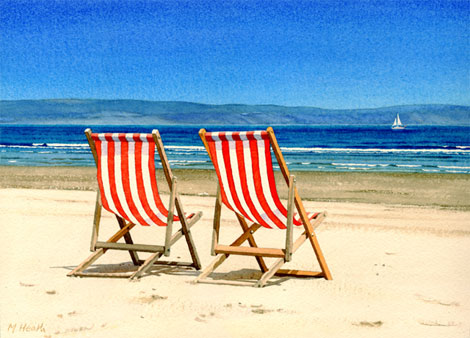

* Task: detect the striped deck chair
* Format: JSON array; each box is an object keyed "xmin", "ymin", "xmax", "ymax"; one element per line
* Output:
[
  {"xmin": 195, "ymin": 127, "xmax": 332, "ymax": 287},
  {"xmin": 68, "ymin": 129, "xmax": 201, "ymax": 279}
]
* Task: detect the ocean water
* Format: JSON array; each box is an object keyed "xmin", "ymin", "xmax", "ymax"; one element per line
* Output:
[{"xmin": 1, "ymin": 125, "xmax": 469, "ymax": 174}]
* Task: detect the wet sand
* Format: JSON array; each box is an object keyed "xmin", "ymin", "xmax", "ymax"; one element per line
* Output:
[{"xmin": 1, "ymin": 166, "xmax": 469, "ymax": 209}]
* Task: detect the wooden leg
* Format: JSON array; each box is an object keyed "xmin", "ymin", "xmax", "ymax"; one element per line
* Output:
[
  {"xmin": 236, "ymin": 215, "xmax": 268, "ymax": 273},
  {"xmin": 211, "ymin": 183, "xmax": 222, "ymax": 256},
  {"xmin": 255, "ymin": 257, "xmax": 285, "ymax": 288},
  {"xmin": 131, "ymin": 213, "xmax": 202, "ymax": 279},
  {"xmin": 89, "ymin": 191, "xmax": 102, "ymax": 252},
  {"xmin": 130, "ymin": 251, "xmax": 164, "ymax": 279},
  {"xmin": 285, "ymin": 175, "xmax": 295, "ymax": 262},
  {"xmin": 306, "ymin": 231, "xmax": 332, "ymax": 280},
  {"xmin": 193, "ymin": 253, "xmax": 228, "ymax": 283},
  {"xmin": 302, "ymin": 212, "xmax": 332, "ymax": 280},
  {"xmin": 164, "ymin": 176, "xmax": 177, "ymax": 256},
  {"xmin": 194, "ymin": 223, "xmax": 262, "ymax": 283},
  {"xmin": 68, "ymin": 248, "xmax": 107, "ymax": 277},
  {"xmin": 175, "ymin": 198, "xmax": 202, "ymax": 270},
  {"xmin": 116, "ymin": 216, "xmax": 140, "ymax": 266},
  {"xmin": 68, "ymin": 222, "xmax": 135, "ymax": 277}
]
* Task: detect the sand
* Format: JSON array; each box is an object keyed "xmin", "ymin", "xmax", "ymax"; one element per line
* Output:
[{"xmin": 1, "ymin": 167, "xmax": 469, "ymax": 337}]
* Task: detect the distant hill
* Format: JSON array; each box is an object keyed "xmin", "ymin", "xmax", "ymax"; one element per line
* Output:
[{"xmin": 0, "ymin": 99, "xmax": 469, "ymax": 125}]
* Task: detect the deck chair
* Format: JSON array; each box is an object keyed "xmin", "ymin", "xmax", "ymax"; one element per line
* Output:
[
  {"xmin": 68, "ymin": 129, "xmax": 201, "ymax": 279},
  {"xmin": 194, "ymin": 127, "xmax": 332, "ymax": 287}
]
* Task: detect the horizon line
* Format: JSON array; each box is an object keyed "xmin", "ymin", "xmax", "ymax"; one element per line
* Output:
[{"xmin": 1, "ymin": 98, "xmax": 469, "ymax": 111}]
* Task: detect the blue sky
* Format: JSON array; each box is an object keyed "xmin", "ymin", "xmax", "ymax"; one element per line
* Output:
[{"xmin": 0, "ymin": 0, "xmax": 468, "ymax": 109}]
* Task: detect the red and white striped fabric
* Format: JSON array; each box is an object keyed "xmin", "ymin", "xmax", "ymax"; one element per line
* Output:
[
  {"xmin": 204, "ymin": 131, "xmax": 318, "ymax": 229},
  {"xmin": 91, "ymin": 133, "xmax": 180, "ymax": 227}
]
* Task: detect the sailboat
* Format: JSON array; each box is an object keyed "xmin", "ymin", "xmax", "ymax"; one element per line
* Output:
[{"xmin": 391, "ymin": 113, "xmax": 405, "ymax": 130}]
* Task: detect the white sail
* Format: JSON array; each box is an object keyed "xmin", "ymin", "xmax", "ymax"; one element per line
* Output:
[
  {"xmin": 396, "ymin": 114, "xmax": 402, "ymax": 126},
  {"xmin": 391, "ymin": 113, "xmax": 405, "ymax": 129}
]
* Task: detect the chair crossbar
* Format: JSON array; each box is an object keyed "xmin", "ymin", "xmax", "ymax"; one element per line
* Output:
[
  {"xmin": 214, "ymin": 245, "xmax": 285, "ymax": 258},
  {"xmin": 275, "ymin": 269, "xmax": 324, "ymax": 278},
  {"xmin": 72, "ymin": 272, "xmax": 135, "ymax": 279},
  {"xmin": 95, "ymin": 242, "xmax": 165, "ymax": 253},
  {"xmin": 195, "ymin": 279, "xmax": 255, "ymax": 287},
  {"xmin": 139, "ymin": 260, "xmax": 196, "ymax": 267}
]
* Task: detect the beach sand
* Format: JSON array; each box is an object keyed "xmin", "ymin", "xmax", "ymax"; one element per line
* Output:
[{"xmin": 1, "ymin": 166, "xmax": 469, "ymax": 337}]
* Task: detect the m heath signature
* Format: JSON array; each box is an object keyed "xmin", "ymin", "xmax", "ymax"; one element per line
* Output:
[{"xmin": 7, "ymin": 322, "xmax": 46, "ymax": 334}]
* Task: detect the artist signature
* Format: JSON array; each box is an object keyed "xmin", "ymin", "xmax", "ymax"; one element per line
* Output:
[{"xmin": 7, "ymin": 322, "xmax": 46, "ymax": 334}]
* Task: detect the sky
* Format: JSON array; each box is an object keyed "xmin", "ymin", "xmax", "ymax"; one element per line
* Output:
[{"xmin": 0, "ymin": 0, "xmax": 468, "ymax": 109}]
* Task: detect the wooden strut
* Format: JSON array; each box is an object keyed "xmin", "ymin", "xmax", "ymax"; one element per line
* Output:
[
  {"xmin": 130, "ymin": 212, "xmax": 202, "ymax": 279},
  {"xmin": 68, "ymin": 128, "xmax": 202, "ymax": 279},
  {"xmin": 235, "ymin": 214, "xmax": 268, "ymax": 273},
  {"xmin": 153, "ymin": 129, "xmax": 201, "ymax": 270},
  {"xmin": 115, "ymin": 215, "xmax": 140, "ymax": 265},
  {"xmin": 89, "ymin": 190, "xmax": 101, "ymax": 252},
  {"xmin": 267, "ymin": 127, "xmax": 332, "ymax": 281},
  {"xmin": 67, "ymin": 220, "xmax": 136, "ymax": 277},
  {"xmin": 211, "ymin": 183, "xmax": 268, "ymax": 272},
  {"xmin": 194, "ymin": 222, "xmax": 263, "ymax": 283},
  {"xmin": 194, "ymin": 128, "xmax": 332, "ymax": 287}
]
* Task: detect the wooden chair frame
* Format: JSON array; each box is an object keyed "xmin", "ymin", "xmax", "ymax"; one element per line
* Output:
[
  {"xmin": 68, "ymin": 129, "xmax": 201, "ymax": 280},
  {"xmin": 194, "ymin": 127, "xmax": 332, "ymax": 287}
]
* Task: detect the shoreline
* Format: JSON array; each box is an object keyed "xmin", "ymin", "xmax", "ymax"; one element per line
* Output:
[{"xmin": 1, "ymin": 165, "xmax": 469, "ymax": 210}]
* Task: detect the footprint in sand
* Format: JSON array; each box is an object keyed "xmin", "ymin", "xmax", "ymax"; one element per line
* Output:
[
  {"xmin": 138, "ymin": 294, "xmax": 168, "ymax": 303},
  {"xmin": 418, "ymin": 320, "xmax": 459, "ymax": 327},
  {"xmin": 415, "ymin": 294, "xmax": 459, "ymax": 307},
  {"xmin": 195, "ymin": 312, "xmax": 215, "ymax": 322},
  {"xmin": 352, "ymin": 321, "xmax": 383, "ymax": 328}
]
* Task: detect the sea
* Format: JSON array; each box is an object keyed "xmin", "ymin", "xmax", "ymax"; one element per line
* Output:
[{"xmin": 1, "ymin": 125, "xmax": 469, "ymax": 174}]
